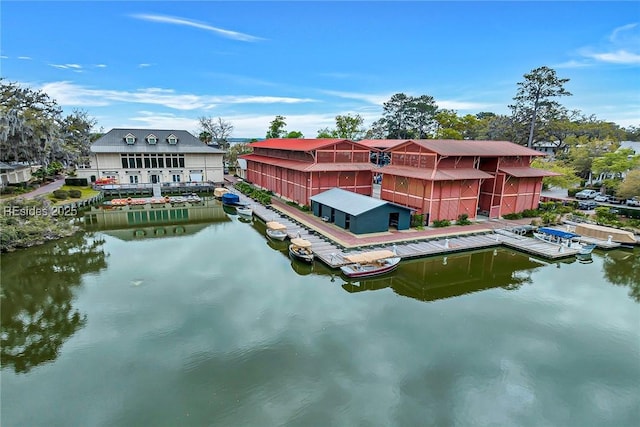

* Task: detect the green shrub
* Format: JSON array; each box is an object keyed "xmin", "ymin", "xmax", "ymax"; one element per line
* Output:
[
  {"xmin": 540, "ymin": 212, "xmax": 559, "ymax": 225},
  {"xmin": 502, "ymin": 213, "xmax": 523, "ymax": 220},
  {"xmin": 432, "ymin": 219, "xmax": 451, "ymax": 228},
  {"xmin": 68, "ymin": 190, "xmax": 82, "ymax": 198},
  {"xmin": 411, "ymin": 214, "xmax": 424, "ymax": 227},
  {"xmin": 456, "ymin": 213, "xmax": 471, "ymax": 225},
  {"xmin": 52, "ymin": 190, "xmax": 69, "ymax": 200}
]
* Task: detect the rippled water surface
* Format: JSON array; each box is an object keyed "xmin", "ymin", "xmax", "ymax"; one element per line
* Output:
[{"xmin": 2, "ymin": 214, "xmax": 639, "ymax": 427}]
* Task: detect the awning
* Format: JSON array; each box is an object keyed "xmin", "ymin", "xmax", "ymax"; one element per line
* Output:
[
  {"xmin": 537, "ymin": 227, "xmax": 579, "ymax": 239},
  {"xmin": 290, "ymin": 238, "xmax": 312, "ymax": 248},
  {"xmin": 266, "ymin": 221, "xmax": 287, "ymax": 231},
  {"xmin": 344, "ymin": 250, "xmax": 396, "ymax": 263}
]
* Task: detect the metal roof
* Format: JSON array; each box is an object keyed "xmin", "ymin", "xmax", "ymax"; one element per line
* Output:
[
  {"xmin": 91, "ymin": 128, "xmax": 226, "ymax": 154},
  {"xmin": 499, "ymin": 167, "xmax": 561, "ymax": 177},
  {"xmin": 236, "ymin": 158, "xmax": 247, "ymax": 169},
  {"xmin": 311, "ymin": 188, "xmax": 402, "ymax": 216},
  {"xmin": 380, "ymin": 165, "xmax": 493, "ymax": 181},
  {"xmin": 358, "ymin": 139, "xmax": 412, "ymax": 149},
  {"xmin": 393, "ymin": 140, "xmax": 546, "ymax": 157},
  {"xmin": 240, "ymin": 154, "xmax": 374, "ymax": 172},
  {"xmin": 249, "ymin": 138, "xmax": 350, "ymax": 151}
]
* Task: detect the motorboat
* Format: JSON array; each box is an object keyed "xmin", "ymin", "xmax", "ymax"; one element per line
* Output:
[
  {"xmin": 288, "ymin": 237, "xmax": 314, "ymax": 263},
  {"xmin": 533, "ymin": 227, "xmax": 596, "ymax": 254},
  {"xmin": 236, "ymin": 205, "xmax": 253, "ymax": 218},
  {"xmin": 266, "ymin": 221, "xmax": 288, "ymax": 241},
  {"xmin": 340, "ymin": 249, "xmax": 401, "ymax": 278}
]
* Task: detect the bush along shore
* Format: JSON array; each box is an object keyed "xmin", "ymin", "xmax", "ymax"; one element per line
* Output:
[{"xmin": 0, "ymin": 197, "xmax": 80, "ymax": 252}]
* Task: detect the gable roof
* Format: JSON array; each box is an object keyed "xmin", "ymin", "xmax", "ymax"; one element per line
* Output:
[
  {"xmin": 91, "ymin": 129, "xmax": 226, "ymax": 154},
  {"xmin": 250, "ymin": 138, "xmax": 359, "ymax": 151},
  {"xmin": 310, "ymin": 187, "xmax": 408, "ymax": 216},
  {"xmin": 391, "ymin": 139, "xmax": 546, "ymax": 157},
  {"xmin": 358, "ymin": 139, "xmax": 412, "ymax": 149},
  {"xmin": 380, "ymin": 164, "xmax": 493, "ymax": 181}
]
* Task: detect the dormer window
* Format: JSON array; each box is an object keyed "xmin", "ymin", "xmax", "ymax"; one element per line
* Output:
[
  {"xmin": 167, "ymin": 134, "xmax": 178, "ymax": 145},
  {"xmin": 146, "ymin": 134, "xmax": 158, "ymax": 145},
  {"xmin": 124, "ymin": 133, "xmax": 136, "ymax": 145}
]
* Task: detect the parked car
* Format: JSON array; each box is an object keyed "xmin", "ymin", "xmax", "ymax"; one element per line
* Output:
[
  {"xmin": 626, "ymin": 197, "xmax": 640, "ymax": 207},
  {"xmin": 594, "ymin": 194, "xmax": 609, "ymax": 202},
  {"xmin": 575, "ymin": 189, "xmax": 598, "ymax": 199},
  {"xmin": 609, "ymin": 196, "xmax": 624, "ymax": 204},
  {"xmin": 578, "ymin": 200, "xmax": 599, "ymax": 210}
]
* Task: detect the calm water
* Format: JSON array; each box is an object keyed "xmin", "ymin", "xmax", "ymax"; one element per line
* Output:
[{"xmin": 1, "ymin": 209, "xmax": 639, "ymax": 427}]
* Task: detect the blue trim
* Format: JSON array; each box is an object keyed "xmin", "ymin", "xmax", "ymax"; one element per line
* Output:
[{"xmin": 538, "ymin": 227, "xmax": 579, "ymax": 239}]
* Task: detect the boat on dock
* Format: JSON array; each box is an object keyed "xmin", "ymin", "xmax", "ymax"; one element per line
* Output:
[
  {"xmin": 266, "ymin": 221, "xmax": 288, "ymax": 241},
  {"xmin": 574, "ymin": 223, "xmax": 638, "ymax": 246},
  {"xmin": 340, "ymin": 249, "xmax": 401, "ymax": 278},
  {"xmin": 289, "ymin": 237, "xmax": 314, "ymax": 263},
  {"xmin": 214, "ymin": 187, "xmax": 230, "ymax": 199}
]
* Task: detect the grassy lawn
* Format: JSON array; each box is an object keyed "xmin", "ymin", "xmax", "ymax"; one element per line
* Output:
[{"xmin": 49, "ymin": 185, "xmax": 101, "ymax": 205}]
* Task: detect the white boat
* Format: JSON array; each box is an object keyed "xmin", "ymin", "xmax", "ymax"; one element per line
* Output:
[
  {"xmin": 340, "ymin": 249, "xmax": 401, "ymax": 278},
  {"xmin": 265, "ymin": 221, "xmax": 288, "ymax": 241},
  {"xmin": 533, "ymin": 227, "xmax": 596, "ymax": 254},
  {"xmin": 236, "ymin": 205, "xmax": 253, "ymax": 218},
  {"xmin": 289, "ymin": 237, "xmax": 314, "ymax": 263}
]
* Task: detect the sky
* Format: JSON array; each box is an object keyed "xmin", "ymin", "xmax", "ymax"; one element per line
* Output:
[{"xmin": 2, "ymin": 1, "xmax": 639, "ymax": 138}]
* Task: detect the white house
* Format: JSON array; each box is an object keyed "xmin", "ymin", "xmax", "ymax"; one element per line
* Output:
[
  {"xmin": 77, "ymin": 129, "xmax": 226, "ymax": 185},
  {"xmin": 0, "ymin": 161, "xmax": 39, "ymax": 188}
]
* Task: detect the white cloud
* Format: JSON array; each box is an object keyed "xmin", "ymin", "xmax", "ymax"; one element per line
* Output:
[
  {"xmin": 583, "ymin": 50, "xmax": 640, "ymax": 64},
  {"xmin": 138, "ymin": 63, "xmax": 152, "ymax": 68},
  {"xmin": 553, "ymin": 60, "xmax": 592, "ymax": 69},
  {"xmin": 18, "ymin": 56, "xmax": 32, "ymax": 60},
  {"xmin": 609, "ymin": 23, "xmax": 638, "ymax": 43},
  {"xmin": 1, "ymin": 55, "xmax": 8, "ymax": 59},
  {"xmin": 130, "ymin": 14, "xmax": 263, "ymax": 42},
  {"xmin": 95, "ymin": 64, "xmax": 107, "ymax": 68},
  {"xmin": 36, "ymin": 81, "xmax": 316, "ymax": 111},
  {"xmin": 436, "ymin": 99, "xmax": 493, "ymax": 111},
  {"xmin": 49, "ymin": 63, "xmax": 84, "ymax": 70},
  {"xmin": 321, "ymin": 90, "xmax": 393, "ymax": 105}
]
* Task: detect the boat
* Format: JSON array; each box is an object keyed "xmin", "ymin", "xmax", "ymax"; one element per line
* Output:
[
  {"xmin": 578, "ymin": 243, "xmax": 596, "ymax": 255},
  {"xmin": 533, "ymin": 227, "xmax": 580, "ymax": 245},
  {"xmin": 214, "ymin": 187, "xmax": 230, "ymax": 199},
  {"xmin": 288, "ymin": 237, "xmax": 314, "ymax": 263},
  {"xmin": 236, "ymin": 205, "xmax": 253, "ymax": 218},
  {"xmin": 265, "ymin": 221, "xmax": 288, "ymax": 241},
  {"xmin": 340, "ymin": 249, "xmax": 401, "ymax": 278},
  {"xmin": 533, "ymin": 227, "xmax": 596, "ymax": 253},
  {"xmin": 221, "ymin": 192, "xmax": 242, "ymax": 206}
]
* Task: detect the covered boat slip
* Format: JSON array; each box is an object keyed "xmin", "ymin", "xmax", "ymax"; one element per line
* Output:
[
  {"xmin": 574, "ymin": 223, "xmax": 638, "ymax": 245},
  {"xmin": 536, "ymin": 227, "xmax": 580, "ymax": 241}
]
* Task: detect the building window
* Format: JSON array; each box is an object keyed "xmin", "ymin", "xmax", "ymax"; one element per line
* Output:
[
  {"xmin": 151, "ymin": 157, "xmax": 158, "ymax": 168},
  {"xmin": 144, "ymin": 157, "xmax": 150, "ymax": 168},
  {"xmin": 158, "ymin": 157, "xmax": 164, "ymax": 168},
  {"xmin": 136, "ymin": 157, "xmax": 143, "ymax": 168},
  {"xmin": 122, "ymin": 156, "xmax": 128, "ymax": 168},
  {"xmin": 129, "ymin": 175, "xmax": 139, "ymax": 184},
  {"xmin": 128, "ymin": 158, "xmax": 136, "ymax": 169},
  {"xmin": 167, "ymin": 134, "xmax": 178, "ymax": 145},
  {"xmin": 124, "ymin": 133, "xmax": 136, "ymax": 144},
  {"xmin": 172, "ymin": 174, "xmax": 181, "ymax": 182},
  {"xmin": 179, "ymin": 157, "xmax": 185, "ymax": 168},
  {"xmin": 147, "ymin": 134, "xmax": 157, "ymax": 144}
]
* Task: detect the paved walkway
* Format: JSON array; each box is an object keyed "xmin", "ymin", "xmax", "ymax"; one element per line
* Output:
[{"xmin": 10, "ymin": 179, "xmax": 65, "ymax": 199}]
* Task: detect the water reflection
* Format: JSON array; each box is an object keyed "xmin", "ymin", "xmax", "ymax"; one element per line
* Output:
[
  {"xmin": 336, "ymin": 249, "xmax": 542, "ymax": 302},
  {"xmin": 0, "ymin": 233, "xmax": 108, "ymax": 373},
  {"xmin": 602, "ymin": 249, "xmax": 640, "ymax": 302}
]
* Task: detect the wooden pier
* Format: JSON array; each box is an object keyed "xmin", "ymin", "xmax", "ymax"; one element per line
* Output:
[{"xmin": 224, "ymin": 188, "xmax": 602, "ymax": 269}]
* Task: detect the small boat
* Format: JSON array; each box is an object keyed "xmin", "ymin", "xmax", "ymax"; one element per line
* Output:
[
  {"xmin": 289, "ymin": 237, "xmax": 314, "ymax": 263},
  {"xmin": 340, "ymin": 249, "xmax": 401, "ymax": 278},
  {"xmin": 579, "ymin": 243, "xmax": 596, "ymax": 255},
  {"xmin": 236, "ymin": 205, "xmax": 253, "ymax": 218},
  {"xmin": 221, "ymin": 193, "xmax": 242, "ymax": 206},
  {"xmin": 214, "ymin": 187, "xmax": 230, "ymax": 199},
  {"xmin": 266, "ymin": 221, "xmax": 288, "ymax": 241}
]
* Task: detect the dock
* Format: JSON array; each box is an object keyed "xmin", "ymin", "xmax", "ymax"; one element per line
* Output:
[{"xmin": 225, "ymin": 187, "xmax": 629, "ymax": 269}]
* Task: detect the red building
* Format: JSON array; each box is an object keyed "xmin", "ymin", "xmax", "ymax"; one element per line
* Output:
[
  {"xmin": 374, "ymin": 139, "xmax": 558, "ymax": 223},
  {"xmin": 241, "ymin": 139, "xmax": 375, "ymax": 206}
]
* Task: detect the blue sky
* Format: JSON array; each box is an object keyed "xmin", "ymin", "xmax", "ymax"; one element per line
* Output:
[{"xmin": 2, "ymin": 1, "xmax": 639, "ymax": 138}]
